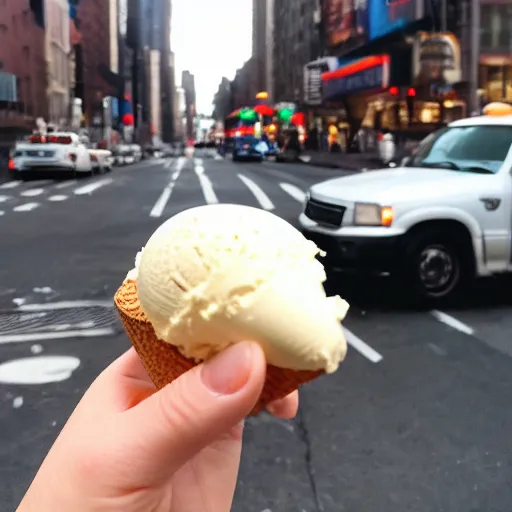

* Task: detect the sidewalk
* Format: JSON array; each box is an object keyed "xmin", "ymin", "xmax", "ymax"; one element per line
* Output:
[{"xmin": 299, "ymin": 150, "xmax": 383, "ymax": 171}]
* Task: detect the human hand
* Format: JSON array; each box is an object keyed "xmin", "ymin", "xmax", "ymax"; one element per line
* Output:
[{"xmin": 18, "ymin": 341, "xmax": 298, "ymax": 512}]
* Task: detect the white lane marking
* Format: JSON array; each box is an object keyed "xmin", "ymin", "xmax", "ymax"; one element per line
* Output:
[
  {"xmin": 21, "ymin": 188, "xmax": 44, "ymax": 197},
  {"xmin": 149, "ymin": 158, "xmax": 185, "ymax": 218},
  {"xmin": 344, "ymin": 327, "xmax": 383, "ymax": 363},
  {"xmin": 13, "ymin": 202, "xmax": 39, "ymax": 212},
  {"xmin": 0, "ymin": 356, "xmax": 81, "ymax": 384},
  {"xmin": 195, "ymin": 158, "xmax": 203, "ymax": 165},
  {"xmin": 0, "ymin": 181, "xmax": 21, "ymax": 189},
  {"xmin": 164, "ymin": 160, "xmax": 173, "ymax": 168},
  {"xmin": 16, "ymin": 299, "xmax": 112, "ymax": 311},
  {"xmin": 31, "ymin": 344, "xmax": 44, "ymax": 354},
  {"xmin": 431, "ymin": 310, "xmax": 474, "ymax": 336},
  {"xmin": 0, "ymin": 210, "xmax": 4, "ymax": 216},
  {"xmin": 0, "ymin": 327, "xmax": 115, "ymax": 345},
  {"xmin": 48, "ymin": 195, "xmax": 68, "ymax": 202},
  {"xmin": 73, "ymin": 178, "xmax": 113, "ymax": 196},
  {"xmin": 55, "ymin": 180, "xmax": 77, "ymax": 189},
  {"xmin": 195, "ymin": 165, "xmax": 218, "ymax": 204},
  {"xmin": 13, "ymin": 396, "xmax": 24, "ymax": 408},
  {"xmin": 280, "ymin": 182, "xmax": 306, "ymax": 202},
  {"xmin": 237, "ymin": 174, "xmax": 275, "ymax": 210},
  {"xmin": 0, "ymin": 195, "xmax": 11, "ymax": 203}
]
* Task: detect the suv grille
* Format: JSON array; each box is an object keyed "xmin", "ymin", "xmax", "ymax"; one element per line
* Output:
[{"xmin": 305, "ymin": 198, "xmax": 346, "ymax": 227}]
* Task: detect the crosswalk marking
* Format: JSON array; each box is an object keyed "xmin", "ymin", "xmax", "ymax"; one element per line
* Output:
[
  {"xmin": 73, "ymin": 178, "xmax": 113, "ymax": 196},
  {"xmin": 237, "ymin": 174, "xmax": 275, "ymax": 210},
  {"xmin": 0, "ymin": 195, "xmax": 10, "ymax": 203},
  {"xmin": 48, "ymin": 195, "xmax": 68, "ymax": 202},
  {"xmin": 0, "ymin": 181, "xmax": 21, "ymax": 189},
  {"xmin": 13, "ymin": 202, "xmax": 39, "ymax": 212},
  {"xmin": 279, "ymin": 183, "xmax": 306, "ymax": 202},
  {"xmin": 21, "ymin": 188, "xmax": 44, "ymax": 197}
]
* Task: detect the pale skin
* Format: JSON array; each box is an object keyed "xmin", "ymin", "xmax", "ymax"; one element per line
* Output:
[{"xmin": 17, "ymin": 341, "xmax": 299, "ymax": 512}]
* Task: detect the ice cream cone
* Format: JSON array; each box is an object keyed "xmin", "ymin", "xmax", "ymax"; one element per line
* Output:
[{"xmin": 114, "ymin": 279, "xmax": 323, "ymax": 415}]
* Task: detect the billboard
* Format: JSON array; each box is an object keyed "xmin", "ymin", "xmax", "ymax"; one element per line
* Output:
[
  {"xmin": 322, "ymin": 0, "xmax": 418, "ymax": 48},
  {"xmin": 322, "ymin": 0, "xmax": 369, "ymax": 48},
  {"xmin": 369, "ymin": 0, "xmax": 417, "ymax": 40}
]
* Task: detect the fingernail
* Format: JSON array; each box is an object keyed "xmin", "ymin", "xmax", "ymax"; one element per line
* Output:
[{"xmin": 201, "ymin": 342, "xmax": 254, "ymax": 395}]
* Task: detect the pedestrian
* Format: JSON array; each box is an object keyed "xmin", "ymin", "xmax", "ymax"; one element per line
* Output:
[{"xmin": 17, "ymin": 342, "xmax": 298, "ymax": 512}]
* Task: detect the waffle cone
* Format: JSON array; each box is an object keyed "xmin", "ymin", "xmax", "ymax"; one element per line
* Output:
[{"xmin": 114, "ymin": 279, "xmax": 322, "ymax": 415}]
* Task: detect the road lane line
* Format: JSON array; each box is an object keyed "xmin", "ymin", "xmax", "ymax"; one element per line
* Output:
[
  {"xmin": 280, "ymin": 182, "xmax": 305, "ymax": 202},
  {"xmin": 149, "ymin": 158, "xmax": 185, "ymax": 217},
  {"xmin": 431, "ymin": 310, "xmax": 474, "ymax": 336},
  {"xmin": 21, "ymin": 188, "xmax": 44, "ymax": 197},
  {"xmin": 0, "ymin": 195, "xmax": 11, "ymax": 203},
  {"xmin": 0, "ymin": 210, "xmax": 4, "ymax": 216},
  {"xmin": 73, "ymin": 178, "xmax": 113, "ymax": 195},
  {"xmin": 344, "ymin": 327, "xmax": 383, "ymax": 363},
  {"xmin": 194, "ymin": 165, "xmax": 218, "ymax": 204},
  {"xmin": 13, "ymin": 202, "xmax": 39, "ymax": 212},
  {"xmin": 0, "ymin": 328, "xmax": 115, "ymax": 345},
  {"xmin": 0, "ymin": 181, "xmax": 21, "ymax": 189},
  {"xmin": 55, "ymin": 180, "xmax": 77, "ymax": 189},
  {"xmin": 48, "ymin": 195, "xmax": 68, "ymax": 202},
  {"xmin": 237, "ymin": 174, "xmax": 275, "ymax": 210}
]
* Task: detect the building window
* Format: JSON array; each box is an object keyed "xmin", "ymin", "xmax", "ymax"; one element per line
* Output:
[{"xmin": 481, "ymin": 4, "xmax": 512, "ymax": 51}]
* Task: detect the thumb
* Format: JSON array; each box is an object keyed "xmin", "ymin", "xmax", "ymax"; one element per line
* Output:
[{"xmin": 118, "ymin": 341, "xmax": 266, "ymax": 484}]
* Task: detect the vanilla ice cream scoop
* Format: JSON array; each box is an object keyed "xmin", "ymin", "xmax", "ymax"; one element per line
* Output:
[{"xmin": 131, "ymin": 204, "xmax": 348, "ymax": 373}]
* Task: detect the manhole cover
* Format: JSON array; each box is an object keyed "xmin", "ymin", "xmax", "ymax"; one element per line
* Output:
[{"xmin": 0, "ymin": 306, "xmax": 120, "ymax": 334}]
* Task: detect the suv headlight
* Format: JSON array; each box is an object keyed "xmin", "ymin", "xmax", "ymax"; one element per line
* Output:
[{"xmin": 354, "ymin": 203, "xmax": 394, "ymax": 227}]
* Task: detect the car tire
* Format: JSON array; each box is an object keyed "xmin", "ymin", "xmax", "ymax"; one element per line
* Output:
[
  {"xmin": 401, "ymin": 228, "xmax": 473, "ymax": 305},
  {"xmin": 232, "ymin": 154, "xmax": 238, "ymax": 162}
]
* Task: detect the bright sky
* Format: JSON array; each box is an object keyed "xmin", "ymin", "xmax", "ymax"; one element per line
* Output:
[{"xmin": 171, "ymin": 0, "xmax": 253, "ymax": 115}]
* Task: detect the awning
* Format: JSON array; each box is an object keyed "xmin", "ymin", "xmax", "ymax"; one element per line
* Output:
[{"xmin": 322, "ymin": 55, "xmax": 391, "ymax": 100}]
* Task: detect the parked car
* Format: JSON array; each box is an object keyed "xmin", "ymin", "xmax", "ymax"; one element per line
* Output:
[
  {"xmin": 88, "ymin": 148, "xmax": 113, "ymax": 174},
  {"xmin": 9, "ymin": 132, "xmax": 93, "ymax": 179}
]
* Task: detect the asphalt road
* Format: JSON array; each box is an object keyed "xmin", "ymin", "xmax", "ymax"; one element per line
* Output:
[{"xmin": 1, "ymin": 155, "xmax": 511, "ymax": 512}]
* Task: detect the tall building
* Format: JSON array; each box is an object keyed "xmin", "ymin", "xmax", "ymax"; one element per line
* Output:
[
  {"xmin": 181, "ymin": 70, "xmax": 196, "ymax": 139},
  {"xmin": 0, "ymin": 0, "xmax": 48, "ymax": 157},
  {"xmin": 230, "ymin": 58, "xmax": 258, "ymax": 109},
  {"xmin": 273, "ymin": 0, "xmax": 321, "ymax": 102},
  {"xmin": 45, "ymin": 0, "xmax": 72, "ymax": 125},
  {"xmin": 212, "ymin": 77, "xmax": 233, "ymax": 121},
  {"xmin": 75, "ymin": 0, "xmax": 117, "ymax": 131},
  {"xmin": 131, "ymin": 0, "xmax": 173, "ymax": 144},
  {"xmin": 160, "ymin": 0, "xmax": 174, "ymax": 142},
  {"xmin": 252, "ymin": 0, "xmax": 275, "ymax": 100}
]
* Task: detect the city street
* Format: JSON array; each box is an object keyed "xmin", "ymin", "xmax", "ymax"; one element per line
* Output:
[{"xmin": 1, "ymin": 156, "xmax": 511, "ymax": 512}]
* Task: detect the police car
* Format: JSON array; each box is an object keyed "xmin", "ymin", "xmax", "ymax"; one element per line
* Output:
[{"xmin": 299, "ymin": 103, "xmax": 512, "ymax": 302}]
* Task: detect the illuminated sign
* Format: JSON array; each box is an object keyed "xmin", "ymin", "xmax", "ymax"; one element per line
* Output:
[{"xmin": 322, "ymin": 55, "xmax": 390, "ymax": 98}]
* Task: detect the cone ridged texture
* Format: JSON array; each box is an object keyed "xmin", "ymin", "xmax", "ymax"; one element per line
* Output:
[{"xmin": 114, "ymin": 279, "xmax": 322, "ymax": 414}]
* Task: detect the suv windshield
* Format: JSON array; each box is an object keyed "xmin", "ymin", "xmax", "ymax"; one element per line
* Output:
[{"xmin": 407, "ymin": 125, "xmax": 512, "ymax": 174}]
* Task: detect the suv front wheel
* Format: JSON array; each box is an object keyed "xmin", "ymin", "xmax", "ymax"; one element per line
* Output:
[{"xmin": 402, "ymin": 229, "xmax": 473, "ymax": 304}]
